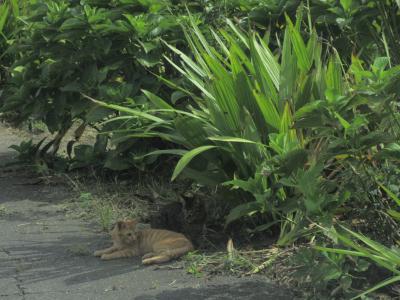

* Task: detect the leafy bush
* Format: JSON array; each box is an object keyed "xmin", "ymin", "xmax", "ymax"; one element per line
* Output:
[
  {"xmin": 90, "ymin": 14, "xmax": 342, "ymax": 243},
  {"xmin": 1, "ymin": 0, "xmax": 295, "ymax": 169},
  {"xmin": 1, "ymin": 0, "xmax": 220, "ymax": 166},
  {"xmin": 2, "ymin": 0, "xmax": 398, "ymax": 169}
]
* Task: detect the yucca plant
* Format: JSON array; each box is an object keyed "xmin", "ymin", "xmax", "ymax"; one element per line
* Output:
[
  {"xmin": 89, "ymin": 11, "xmax": 351, "ymax": 244},
  {"xmin": 89, "ymin": 5, "xmax": 400, "ymax": 244}
]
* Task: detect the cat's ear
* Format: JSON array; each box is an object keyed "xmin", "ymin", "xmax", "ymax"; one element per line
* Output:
[{"xmin": 125, "ymin": 219, "xmax": 138, "ymax": 227}]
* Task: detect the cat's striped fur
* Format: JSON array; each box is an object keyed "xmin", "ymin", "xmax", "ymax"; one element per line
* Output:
[{"xmin": 94, "ymin": 219, "xmax": 193, "ymax": 264}]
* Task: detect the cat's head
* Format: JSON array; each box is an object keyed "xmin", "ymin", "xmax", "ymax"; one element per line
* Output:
[{"xmin": 114, "ymin": 219, "xmax": 139, "ymax": 245}]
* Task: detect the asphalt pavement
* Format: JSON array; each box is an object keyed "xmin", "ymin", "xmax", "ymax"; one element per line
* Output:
[{"xmin": 0, "ymin": 123, "xmax": 293, "ymax": 300}]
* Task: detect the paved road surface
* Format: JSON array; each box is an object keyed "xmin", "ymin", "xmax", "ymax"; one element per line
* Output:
[{"xmin": 0, "ymin": 123, "xmax": 293, "ymax": 300}]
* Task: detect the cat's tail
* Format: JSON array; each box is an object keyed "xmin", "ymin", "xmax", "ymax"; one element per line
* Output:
[{"xmin": 142, "ymin": 243, "xmax": 194, "ymax": 265}]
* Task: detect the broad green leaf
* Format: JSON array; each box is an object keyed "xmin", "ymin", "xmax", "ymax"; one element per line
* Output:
[
  {"xmin": 340, "ymin": 0, "xmax": 352, "ymax": 12},
  {"xmin": 225, "ymin": 201, "xmax": 262, "ymax": 226},
  {"xmin": 171, "ymin": 145, "xmax": 217, "ymax": 181},
  {"xmin": 334, "ymin": 112, "xmax": 350, "ymax": 129},
  {"xmin": 222, "ymin": 178, "xmax": 258, "ymax": 193},
  {"xmin": 0, "ymin": 4, "xmax": 10, "ymax": 34},
  {"xmin": 208, "ymin": 136, "xmax": 262, "ymax": 145},
  {"xmin": 285, "ymin": 14, "xmax": 311, "ymax": 72},
  {"xmin": 82, "ymin": 94, "xmax": 164, "ymax": 123},
  {"xmin": 326, "ymin": 54, "xmax": 344, "ymax": 97},
  {"xmin": 373, "ymin": 57, "xmax": 389, "ymax": 71},
  {"xmin": 60, "ymin": 18, "xmax": 87, "ymax": 31},
  {"xmin": 164, "ymin": 42, "xmax": 207, "ymax": 78},
  {"xmin": 10, "ymin": 0, "xmax": 19, "ymax": 17},
  {"xmin": 163, "ymin": 55, "xmax": 214, "ymax": 100},
  {"xmin": 252, "ymin": 35, "xmax": 280, "ymax": 90},
  {"xmin": 295, "ymin": 101, "xmax": 324, "ymax": 119},
  {"xmin": 142, "ymin": 90, "xmax": 173, "ymax": 110},
  {"xmin": 253, "ymin": 91, "xmax": 281, "ymax": 130},
  {"xmin": 226, "ymin": 18, "xmax": 249, "ymax": 48},
  {"xmin": 142, "ymin": 149, "xmax": 187, "ymax": 158},
  {"xmin": 280, "ymin": 102, "xmax": 293, "ymax": 134},
  {"xmin": 315, "ymin": 246, "xmax": 383, "ymax": 260},
  {"xmin": 250, "ymin": 39, "xmax": 279, "ymax": 103},
  {"xmin": 171, "ymin": 91, "xmax": 187, "ymax": 104},
  {"xmin": 279, "ymin": 27, "xmax": 296, "ymax": 103}
]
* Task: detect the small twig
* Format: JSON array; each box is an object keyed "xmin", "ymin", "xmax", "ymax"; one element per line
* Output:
[
  {"xmin": 168, "ymin": 280, "xmax": 177, "ymax": 286},
  {"xmin": 152, "ymin": 265, "xmax": 183, "ymax": 271},
  {"xmin": 239, "ymin": 248, "xmax": 278, "ymax": 254}
]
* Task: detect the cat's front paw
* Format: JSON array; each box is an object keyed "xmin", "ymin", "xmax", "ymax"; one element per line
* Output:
[
  {"xmin": 101, "ymin": 254, "xmax": 113, "ymax": 260},
  {"xmin": 94, "ymin": 250, "xmax": 103, "ymax": 257}
]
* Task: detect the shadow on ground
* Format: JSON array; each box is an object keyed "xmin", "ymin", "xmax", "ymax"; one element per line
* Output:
[
  {"xmin": 135, "ymin": 280, "xmax": 291, "ymax": 300},
  {"xmin": 0, "ymin": 233, "xmax": 138, "ymax": 284}
]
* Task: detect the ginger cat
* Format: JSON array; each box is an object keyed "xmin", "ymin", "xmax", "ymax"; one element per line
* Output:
[{"xmin": 94, "ymin": 219, "xmax": 194, "ymax": 265}]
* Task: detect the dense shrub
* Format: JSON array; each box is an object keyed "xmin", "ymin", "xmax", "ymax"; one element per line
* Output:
[
  {"xmin": 97, "ymin": 13, "xmax": 400, "ymax": 239},
  {"xmin": 2, "ymin": 1, "xmax": 398, "ymax": 164}
]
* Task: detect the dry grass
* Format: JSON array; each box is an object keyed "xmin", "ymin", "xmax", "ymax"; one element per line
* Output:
[
  {"xmin": 59, "ymin": 170, "xmax": 187, "ymax": 231},
  {"xmin": 181, "ymin": 238, "xmax": 297, "ymax": 279}
]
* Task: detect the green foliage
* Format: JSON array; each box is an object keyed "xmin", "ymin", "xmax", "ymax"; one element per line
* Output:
[
  {"xmin": 317, "ymin": 224, "xmax": 400, "ymax": 299},
  {"xmin": 291, "ymin": 247, "xmax": 371, "ymax": 298},
  {"xmin": 2, "ymin": 0, "xmax": 296, "ymax": 168},
  {"xmin": 94, "ymin": 7, "xmax": 400, "ymax": 249},
  {"xmin": 7, "ymin": 138, "xmax": 59, "ymax": 173},
  {"xmin": 93, "ymin": 14, "xmax": 344, "ymax": 244},
  {"xmin": 310, "ymin": 0, "xmax": 400, "ymax": 64},
  {"xmin": 2, "ymin": 1, "xmax": 177, "ymax": 125},
  {"xmin": 1, "ymin": 0, "xmax": 211, "ymax": 163},
  {"xmin": 8, "ymin": 139, "xmax": 43, "ymax": 163},
  {"xmin": 2, "ymin": 0, "xmax": 399, "ymax": 168},
  {"xmin": 78, "ymin": 192, "xmax": 93, "ymax": 209}
]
